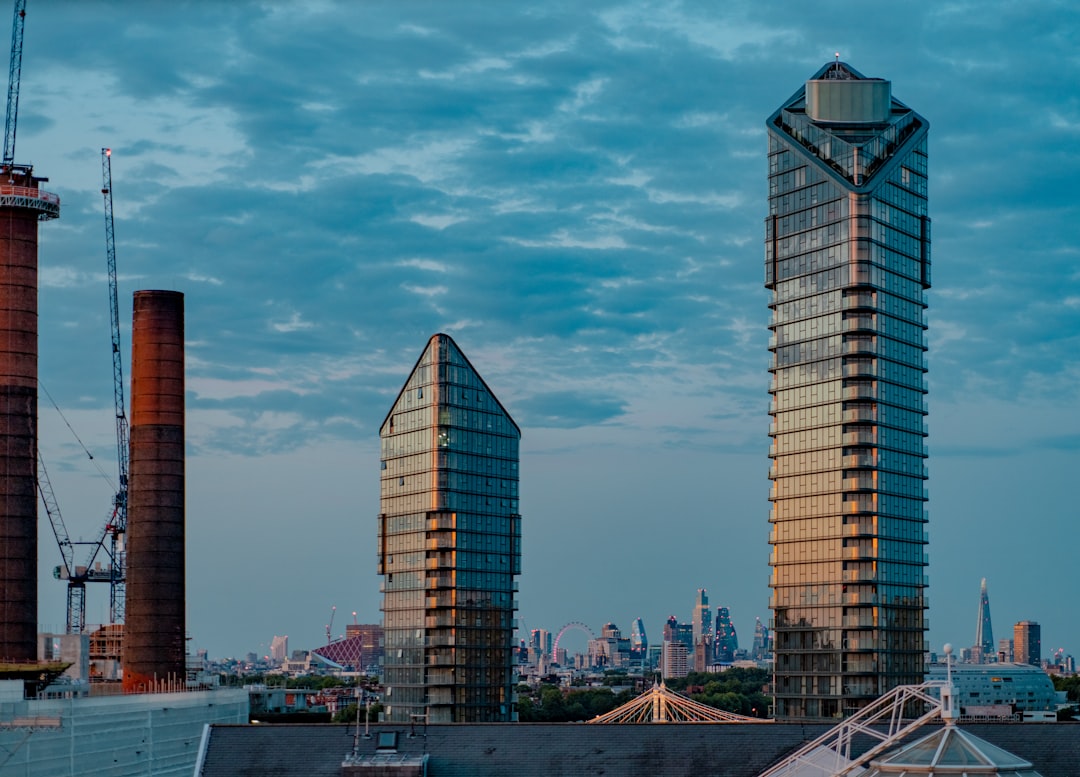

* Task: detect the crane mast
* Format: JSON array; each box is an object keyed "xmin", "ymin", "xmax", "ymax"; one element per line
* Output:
[
  {"xmin": 102, "ymin": 147, "xmax": 128, "ymax": 624},
  {"xmin": 37, "ymin": 453, "xmax": 84, "ymax": 633},
  {"xmin": 2, "ymin": 0, "xmax": 24, "ymax": 166}
]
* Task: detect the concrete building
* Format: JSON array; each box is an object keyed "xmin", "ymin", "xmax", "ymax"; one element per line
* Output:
[
  {"xmin": 378, "ymin": 333, "xmax": 521, "ymax": 723},
  {"xmin": 766, "ymin": 60, "xmax": 931, "ymax": 718},
  {"xmin": 1014, "ymin": 621, "xmax": 1041, "ymax": 667},
  {"xmin": 661, "ymin": 640, "xmax": 688, "ymax": 679}
]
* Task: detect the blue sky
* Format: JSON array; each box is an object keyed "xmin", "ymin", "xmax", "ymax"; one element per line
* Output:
[{"xmin": 23, "ymin": 0, "xmax": 1080, "ymax": 661}]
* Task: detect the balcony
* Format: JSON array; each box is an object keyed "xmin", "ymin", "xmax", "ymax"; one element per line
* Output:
[
  {"xmin": 844, "ymin": 431, "xmax": 877, "ymax": 445},
  {"xmin": 843, "ymin": 523, "xmax": 876, "ymax": 538},
  {"xmin": 842, "ymin": 317, "xmax": 876, "ymax": 333},
  {"xmin": 844, "ymin": 592, "xmax": 878, "ymax": 606},
  {"xmin": 843, "ymin": 454, "xmax": 877, "ymax": 468},
  {"xmin": 842, "ymin": 294, "xmax": 876, "ymax": 310},
  {"xmin": 843, "ymin": 384, "xmax": 876, "ymax": 400},
  {"xmin": 843, "ymin": 476, "xmax": 877, "ymax": 491},
  {"xmin": 426, "ymin": 574, "xmax": 454, "ymax": 589},
  {"xmin": 843, "ymin": 407, "xmax": 877, "ymax": 423},
  {"xmin": 842, "ymin": 361, "xmax": 878, "ymax": 378},
  {"xmin": 841, "ymin": 339, "xmax": 877, "ymax": 356},
  {"xmin": 427, "ymin": 670, "xmax": 455, "ymax": 686},
  {"xmin": 426, "ymin": 554, "xmax": 454, "ymax": 570}
]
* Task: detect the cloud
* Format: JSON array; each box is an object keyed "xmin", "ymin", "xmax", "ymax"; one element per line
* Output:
[{"xmin": 513, "ymin": 390, "xmax": 627, "ymax": 428}]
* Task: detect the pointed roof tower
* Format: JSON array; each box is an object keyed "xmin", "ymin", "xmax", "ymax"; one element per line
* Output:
[{"xmin": 976, "ymin": 578, "xmax": 995, "ymax": 661}]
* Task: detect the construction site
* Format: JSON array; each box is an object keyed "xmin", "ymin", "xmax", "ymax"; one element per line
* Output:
[{"xmin": 0, "ymin": 2, "xmax": 247, "ymax": 774}]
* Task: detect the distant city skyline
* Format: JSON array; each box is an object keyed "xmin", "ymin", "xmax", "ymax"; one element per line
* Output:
[{"xmin": 15, "ymin": 2, "xmax": 1078, "ymax": 661}]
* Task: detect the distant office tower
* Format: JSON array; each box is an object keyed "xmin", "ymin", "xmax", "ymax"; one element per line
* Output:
[
  {"xmin": 752, "ymin": 617, "xmax": 771, "ymax": 661},
  {"xmin": 998, "ymin": 638, "xmax": 1014, "ymax": 664},
  {"xmin": 692, "ymin": 588, "xmax": 712, "ymax": 648},
  {"xmin": 270, "ymin": 635, "xmax": 289, "ymax": 663},
  {"xmin": 1013, "ymin": 621, "xmax": 1041, "ymax": 667},
  {"xmin": 714, "ymin": 607, "xmax": 738, "ymax": 663},
  {"xmin": 974, "ymin": 578, "xmax": 994, "ymax": 663},
  {"xmin": 766, "ymin": 61, "xmax": 931, "ymax": 719},
  {"xmin": 378, "ymin": 333, "xmax": 521, "ymax": 723},
  {"xmin": 675, "ymin": 624, "xmax": 694, "ymax": 655},
  {"xmin": 662, "ymin": 640, "xmax": 689, "ymax": 679},
  {"xmin": 630, "ymin": 618, "xmax": 648, "ymax": 662},
  {"xmin": 663, "ymin": 616, "xmax": 679, "ymax": 643}
]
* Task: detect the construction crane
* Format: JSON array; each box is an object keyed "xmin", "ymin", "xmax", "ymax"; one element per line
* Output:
[
  {"xmin": 37, "ymin": 453, "xmax": 83, "ymax": 633},
  {"xmin": 38, "ymin": 451, "xmax": 114, "ymax": 633},
  {"xmin": 326, "ymin": 605, "xmax": 337, "ymax": 644},
  {"xmin": 101, "ymin": 146, "xmax": 128, "ymax": 625},
  {"xmin": 2, "ymin": 0, "xmax": 25, "ymax": 167}
]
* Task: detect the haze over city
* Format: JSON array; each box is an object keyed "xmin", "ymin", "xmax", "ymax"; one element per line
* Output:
[{"xmin": 21, "ymin": 1, "xmax": 1080, "ymax": 661}]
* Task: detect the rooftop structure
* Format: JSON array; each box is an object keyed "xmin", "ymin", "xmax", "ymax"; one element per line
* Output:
[
  {"xmin": 862, "ymin": 724, "xmax": 1043, "ymax": 776},
  {"xmin": 195, "ymin": 721, "xmax": 1079, "ymax": 777},
  {"xmin": 766, "ymin": 61, "xmax": 930, "ymax": 719}
]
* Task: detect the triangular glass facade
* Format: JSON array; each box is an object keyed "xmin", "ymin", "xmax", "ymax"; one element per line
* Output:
[{"xmin": 378, "ymin": 334, "xmax": 521, "ymax": 723}]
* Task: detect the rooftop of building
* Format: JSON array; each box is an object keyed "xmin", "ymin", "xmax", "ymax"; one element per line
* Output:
[{"xmin": 196, "ymin": 721, "xmax": 1080, "ymax": 777}]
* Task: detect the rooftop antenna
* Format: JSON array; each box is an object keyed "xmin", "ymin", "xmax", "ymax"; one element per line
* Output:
[{"xmin": 942, "ymin": 643, "xmax": 956, "ymax": 724}]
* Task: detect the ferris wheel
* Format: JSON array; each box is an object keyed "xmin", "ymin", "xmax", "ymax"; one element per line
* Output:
[{"xmin": 552, "ymin": 621, "xmax": 596, "ymax": 662}]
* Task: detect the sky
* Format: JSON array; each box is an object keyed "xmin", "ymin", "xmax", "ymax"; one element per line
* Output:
[{"xmin": 18, "ymin": 0, "xmax": 1080, "ymax": 661}]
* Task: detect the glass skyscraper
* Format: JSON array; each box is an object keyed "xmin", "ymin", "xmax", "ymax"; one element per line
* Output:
[
  {"xmin": 378, "ymin": 333, "xmax": 521, "ymax": 723},
  {"xmin": 766, "ymin": 61, "xmax": 930, "ymax": 719}
]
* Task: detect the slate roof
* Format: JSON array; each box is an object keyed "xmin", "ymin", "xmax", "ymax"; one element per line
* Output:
[{"xmin": 197, "ymin": 722, "xmax": 1080, "ymax": 777}]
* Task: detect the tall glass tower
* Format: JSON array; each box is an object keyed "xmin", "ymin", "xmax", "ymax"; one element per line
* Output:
[
  {"xmin": 766, "ymin": 61, "xmax": 930, "ymax": 719},
  {"xmin": 378, "ymin": 333, "xmax": 521, "ymax": 722},
  {"xmin": 975, "ymin": 578, "xmax": 994, "ymax": 662}
]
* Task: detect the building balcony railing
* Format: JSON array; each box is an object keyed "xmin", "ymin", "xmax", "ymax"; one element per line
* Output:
[
  {"xmin": 0, "ymin": 184, "xmax": 60, "ymax": 219},
  {"xmin": 842, "ymin": 317, "xmax": 876, "ymax": 333},
  {"xmin": 843, "ymin": 408, "xmax": 877, "ymax": 423},
  {"xmin": 842, "ymin": 361, "xmax": 878, "ymax": 378},
  {"xmin": 426, "ymin": 670, "xmax": 455, "ymax": 686},
  {"xmin": 843, "ymin": 476, "xmax": 877, "ymax": 491},
  {"xmin": 843, "ymin": 384, "xmax": 876, "ymax": 400},
  {"xmin": 844, "ymin": 431, "xmax": 878, "ymax": 445},
  {"xmin": 843, "ymin": 592, "xmax": 878, "ymax": 606},
  {"xmin": 843, "ymin": 454, "xmax": 877, "ymax": 468},
  {"xmin": 842, "ymin": 293, "xmax": 877, "ymax": 310}
]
